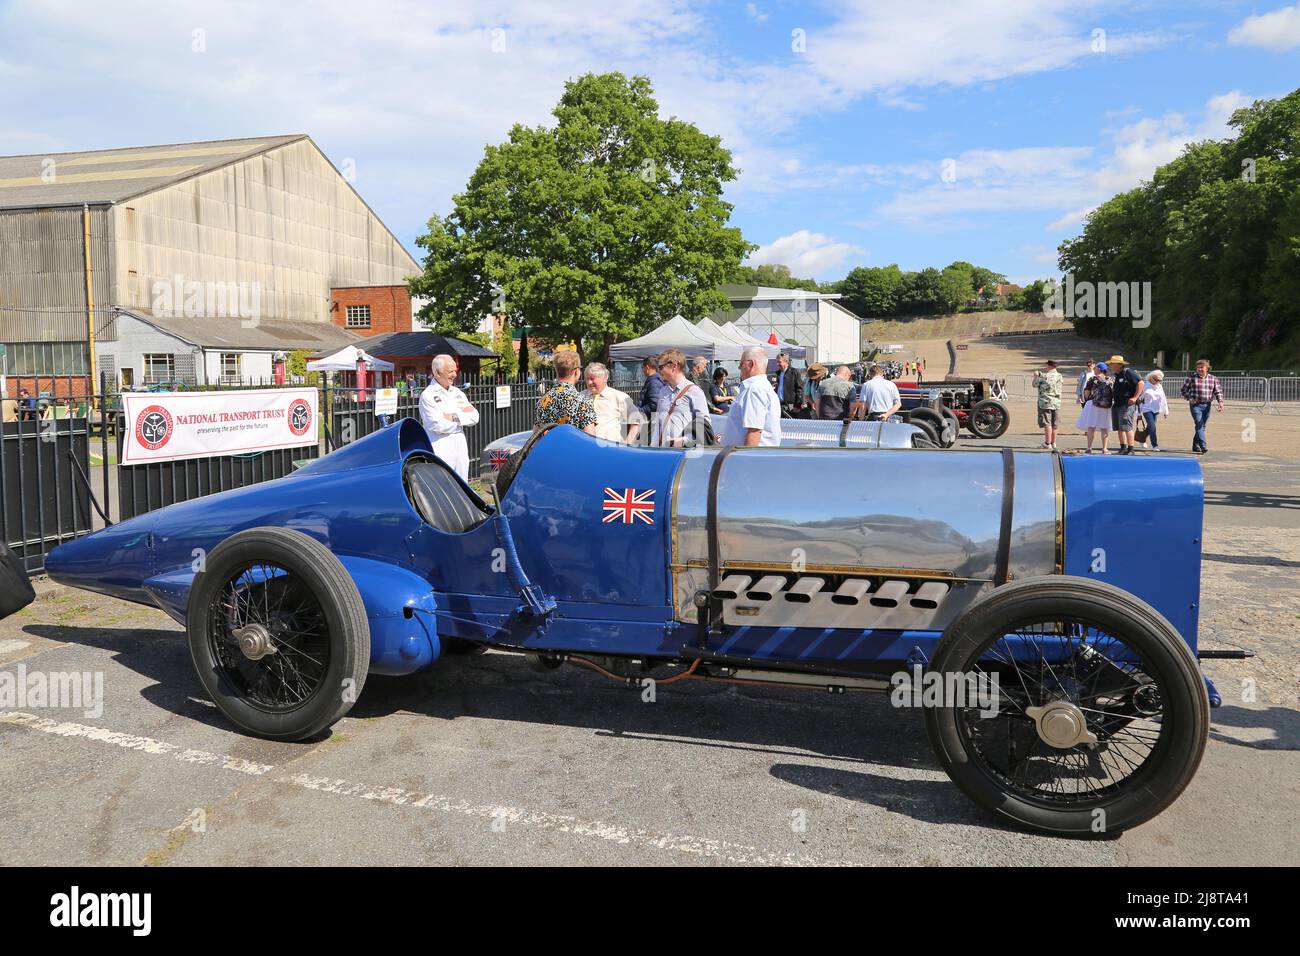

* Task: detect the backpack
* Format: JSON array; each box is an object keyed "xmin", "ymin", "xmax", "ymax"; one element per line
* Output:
[{"xmin": 1090, "ymin": 379, "xmax": 1114, "ymax": 409}]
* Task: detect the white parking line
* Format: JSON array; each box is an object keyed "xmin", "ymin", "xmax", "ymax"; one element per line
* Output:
[
  {"xmin": 279, "ymin": 772, "xmax": 850, "ymax": 866},
  {"xmin": 0, "ymin": 710, "xmax": 849, "ymax": 866},
  {"xmin": 0, "ymin": 712, "xmax": 273, "ymax": 776}
]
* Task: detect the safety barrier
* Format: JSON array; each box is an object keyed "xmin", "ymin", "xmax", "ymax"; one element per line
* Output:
[{"xmin": 1006, "ymin": 372, "xmax": 1300, "ymax": 414}]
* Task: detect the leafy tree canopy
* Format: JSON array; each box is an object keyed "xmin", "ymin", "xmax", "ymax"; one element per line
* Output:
[
  {"xmin": 410, "ymin": 72, "xmax": 753, "ymax": 364},
  {"xmin": 1058, "ymin": 88, "xmax": 1300, "ymax": 365}
]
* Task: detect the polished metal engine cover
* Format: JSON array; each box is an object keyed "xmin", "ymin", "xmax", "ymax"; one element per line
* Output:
[{"xmin": 670, "ymin": 447, "xmax": 1061, "ymax": 629}]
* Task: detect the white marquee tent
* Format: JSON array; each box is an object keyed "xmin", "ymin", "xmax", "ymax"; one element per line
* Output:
[
  {"xmin": 696, "ymin": 318, "xmax": 780, "ymax": 359},
  {"xmin": 608, "ymin": 315, "xmax": 741, "ymax": 362},
  {"xmin": 305, "ymin": 345, "xmax": 394, "ymax": 373}
]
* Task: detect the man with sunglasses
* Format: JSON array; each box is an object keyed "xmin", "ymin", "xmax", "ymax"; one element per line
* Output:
[{"xmin": 652, "ymin": 349, "xmax": 712, "ymax": 446}]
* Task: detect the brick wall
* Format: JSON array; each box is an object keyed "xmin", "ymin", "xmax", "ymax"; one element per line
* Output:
[{"xmin": 330, "ymin": 286, "xmax": 413, "ymax": 337}]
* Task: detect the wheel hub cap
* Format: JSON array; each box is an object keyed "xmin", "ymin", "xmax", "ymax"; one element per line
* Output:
[
  {"xmin": 1024, "ymin": 701, "xmax": 1097, "ymax": 749},
  {"xmin": 233, "ymin": 623, "xmax": 277, "ymax": 661}
]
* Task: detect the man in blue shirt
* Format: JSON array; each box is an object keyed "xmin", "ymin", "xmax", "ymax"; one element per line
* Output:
[{"xmin": 638, "ymin": 356, "xmax": 669, "ymax": 418}]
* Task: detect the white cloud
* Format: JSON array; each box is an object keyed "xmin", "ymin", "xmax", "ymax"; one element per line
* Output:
[
  {"xmin": 744, "ymin": 3, "xmax": 769, "ymax": 23},
  {"xmin": 0, "ymin": 0, "xmax": 1188, "ymax": 251},
  {"xmin": 1228, "ymin": 4, "xmax": 1300, "ymax": 51},
  {"xmin": 747, "ymin": 230, "xmax": 865, "ymax": 276},
  {"xmin": 877, "ymin": 93, "xmax": 1256, "ymax": 234}
]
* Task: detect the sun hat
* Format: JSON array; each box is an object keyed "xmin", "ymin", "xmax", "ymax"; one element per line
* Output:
[
  {"xmin": 807, "ymin": 362, "xmax": 828, "ymax": 380},
  {"xmin": 1107, "ymin": 355, "xmax": 1126, "ymax": 365}
]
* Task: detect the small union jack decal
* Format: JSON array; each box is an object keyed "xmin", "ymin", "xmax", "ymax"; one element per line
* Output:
[
  {"xmin": 489, "ymin": 449, "xmax": 512, "ymax": 472},
  {"xmin": 602, "ymin": 487, "xmax": 655, "ymax": 525}
]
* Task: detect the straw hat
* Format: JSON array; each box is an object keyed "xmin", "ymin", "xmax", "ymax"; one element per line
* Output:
[
  {"xmin": 1107, "ymin": 355, "xmax": 1127, "ymax": 365},
  {"xmin": 807, "ymin": 362, "xmax": 828, "ymax": 380}
]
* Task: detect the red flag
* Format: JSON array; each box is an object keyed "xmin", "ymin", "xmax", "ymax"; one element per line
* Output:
[{"xmin": 768, "ymin": 332, "xmax": 779, "ymax": 345}]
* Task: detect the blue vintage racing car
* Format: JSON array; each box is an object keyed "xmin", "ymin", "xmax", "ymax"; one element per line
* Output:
[{"xmin": 41, "ymin": 418, "xmax": 1215, "ymax": 836}]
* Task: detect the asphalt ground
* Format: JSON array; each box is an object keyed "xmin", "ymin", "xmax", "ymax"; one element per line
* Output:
[{"xmin": 1, "ymin": 413, "xmax": 1296, "ymax": 866}]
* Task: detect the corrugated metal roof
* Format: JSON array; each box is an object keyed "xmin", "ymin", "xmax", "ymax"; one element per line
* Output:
[
  {"xmin": 340, "ymin": 331, "xmax": 499, "ymax": 359},
  {"xmin": 123, "ymin": 310, "xmax": 363, "ymax": 351},
  {"xmin": 722, "ymin": 284, "xmax": 843, "ymax": 301},
  {"xmin": 0, "ymin": 135, "xmax": 307, "ymax": 209}
]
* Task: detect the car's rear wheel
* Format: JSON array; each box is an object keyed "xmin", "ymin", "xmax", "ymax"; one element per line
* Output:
[
  {"xmin": 924, "ymin": 577, "xmax": 1208, "ymax": 836},
  {"xmin": 186, "ymin": 527, "xmax": 370, "ymax": 741},
  {"xmin": 968, "ymin": 398, "xmax": 1010, "ymax": 439}
]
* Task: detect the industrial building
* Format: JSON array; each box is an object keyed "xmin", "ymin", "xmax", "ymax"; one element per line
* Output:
[
  {"xmin": 0, "ymin": 135, "xmax": 420, "ymax": 396},
  {"xmin": 713, "ymin": 284, "xmax": 864, "ymax": 365}
]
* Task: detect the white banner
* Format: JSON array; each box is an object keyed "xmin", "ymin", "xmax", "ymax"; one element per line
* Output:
[{"xmin": 121, "ymin": 388, "xmax": 319, "ymax": 465}]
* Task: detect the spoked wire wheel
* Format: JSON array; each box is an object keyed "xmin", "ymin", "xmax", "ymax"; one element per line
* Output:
[
  {"xmin": 961, "ymin": 621, "xmax": 1164, "ymax": 803},
  {"xmin": 968, "ymin": 399, "xmax": 1010, "ymax": 439},
  {"xmin": 207, "ymin": 562, "xmax": 332, "ymax": 712},
  {"xmin": 186, "ymin": 527, "xmax": 370, "ymax": 741},
  {"xmin": 925, "ymin": 577, "xmax": 1208, "ymax": 836}
]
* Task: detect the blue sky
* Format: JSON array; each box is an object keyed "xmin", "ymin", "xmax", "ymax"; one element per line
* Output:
[{"xmin": 1, "ymin": 0, "xmax": 1296, "ymax": 285}]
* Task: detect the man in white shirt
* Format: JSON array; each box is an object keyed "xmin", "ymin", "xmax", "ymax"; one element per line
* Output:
[
  {"xmin": 418, "ymin": 353, "xmax": 479, "ymax": 479},
  {"xmin": 583, "ymin": 362, "xmax": 644, "ymax": 444},
  {"xmin": 853, "ymin": 364, "xmax": 902, "ymax": 421},
  {"xmin": 721, "ymin": 346, "xmax": 782, "ymax": 446}
]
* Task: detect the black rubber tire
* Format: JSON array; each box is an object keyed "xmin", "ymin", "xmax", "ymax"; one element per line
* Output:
[
  {"xmin": 939, "ymin": 407, "xmax": 961, "ymax": 447},
  {"xmin": 186, "ymin": 527, "xmax": 370, "ymax": 741},
  {"xmin": 968, "ymin": 398, "xmax": 1011, "ymax": 439},
  {"xmin": 924, "ymin": 576, "xmax": 1208, "ymax": 836},
  {"xmin": 907, "ymin": 407, "xmax": 955, "ymax": 448},
  {"xmin": 900, "ymin": 413, "xmax": 940, "ymax": 447}
]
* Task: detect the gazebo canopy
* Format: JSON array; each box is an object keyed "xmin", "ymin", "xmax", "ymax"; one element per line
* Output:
[
  {"xmin": 305, "ymin": 345, "xmax": 394, "ymax": 372},
  {"xmin": 609, "ymin": 315, "xmax": 742, "ymax": 362},
  {"xmin": 697, "ymin": 318, "xmax": 780, "ymax": 359}
]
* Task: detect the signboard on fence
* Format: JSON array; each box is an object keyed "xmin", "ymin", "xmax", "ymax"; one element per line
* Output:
[
  {"xmin": 120, "ymin": 388, "xmax": 319, "ymax": 465},
  {"xmin": 495, "ymin": 385, "xmax": 512, "ymax": 409},
  {"xmin": 374, "ymin": 387, "xmax": 398, "ymax": 417}
]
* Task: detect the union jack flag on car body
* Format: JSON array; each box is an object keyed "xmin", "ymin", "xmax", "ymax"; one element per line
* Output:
[{"xmin": 602, "ymin": 487, "xmax": 655, "ymax": 524}]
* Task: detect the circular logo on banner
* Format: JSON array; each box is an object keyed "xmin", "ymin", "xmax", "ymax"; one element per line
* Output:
[
  {"xmin": 134, "ymin": 405, "xmax": 173, "ymax": 451},
  {"xmin": 288, "ymin": 398, "xmax": 312, "ymax": 437}
]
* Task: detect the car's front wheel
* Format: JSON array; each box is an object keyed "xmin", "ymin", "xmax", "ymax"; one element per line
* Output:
[{"xmin": 185, "ymin": 527, "xmax": 370, "ymax": 741}]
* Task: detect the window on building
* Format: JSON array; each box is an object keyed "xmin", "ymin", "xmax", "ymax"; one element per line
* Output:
[
  {"xmin": 346, "ymin": 305, "xmax": 371, "ymax": 328},
  {"xmin": 143, "ymin": 353, "xmax": 176, "ymax": 384},
  {"xmin": 0, "ymin": 342, "xmax": 90, "ymax": 376},
  {"xmin": 220, "ymin": 352, "xmax": 242, "ymax": 382}
]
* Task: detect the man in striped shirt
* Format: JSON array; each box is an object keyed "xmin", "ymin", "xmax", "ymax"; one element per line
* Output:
[{"xmin": 1179, "ymin": 358, "xmax": 1225, "ymax": 454}]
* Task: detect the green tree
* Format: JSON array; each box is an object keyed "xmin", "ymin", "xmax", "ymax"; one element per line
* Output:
[
  {"xmin": 1059, "ymin": 88, "xmax": 1300, "ymax": 365},
  {"xmin": 728, "ymin": 263, "xmax": 821, "ymax": 292},
  {"xmin": 410, "ymin": 72, "xmax": 753, "ymax": 365},
  {"xmin": 898, "ymin": 268, "xmax": 943, "ymax": 313},
  {"xmin": 937, "ymin": 262, "xmax": 975, "ymax": 312},
  {"xmin": 837, "ymin": 264, "xmax": 903, "ymax": 316}
]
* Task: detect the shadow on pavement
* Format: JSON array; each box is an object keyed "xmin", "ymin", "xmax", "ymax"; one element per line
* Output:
[{"xmin": 1209, "ymin": 704, "xmax": 1300, "ymax": 751}]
